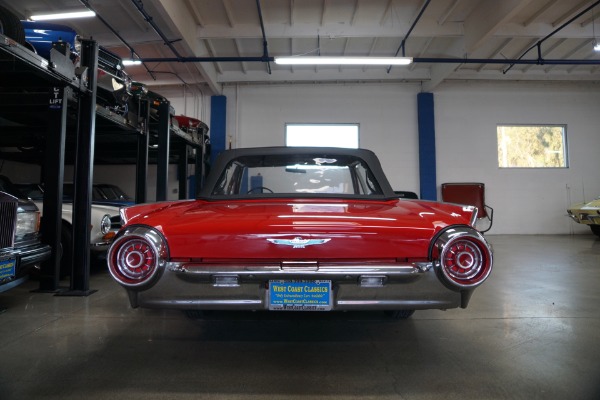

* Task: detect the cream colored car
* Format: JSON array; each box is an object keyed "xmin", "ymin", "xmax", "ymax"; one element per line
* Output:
[
  {"xmin": 567, "ymin": 197, "xmax": 600, "ymax": 237},
  {"xmin": 15, "ymin": 183, "xmax": 121, "ymax": 276}
]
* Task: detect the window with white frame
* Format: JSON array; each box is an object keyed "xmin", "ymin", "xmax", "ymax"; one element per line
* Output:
[
  {"xmin": 285, "ymin": 124, "xmax": 359, "ymax": 148},
  {"xmin": 497, "ymin": 125, "xmax": 568, "ymax": 168}
]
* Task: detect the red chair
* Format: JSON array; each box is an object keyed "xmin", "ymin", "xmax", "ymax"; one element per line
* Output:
[{"xmin": 441, "ymin": 182, "xmax": 493, "ymax": 232}]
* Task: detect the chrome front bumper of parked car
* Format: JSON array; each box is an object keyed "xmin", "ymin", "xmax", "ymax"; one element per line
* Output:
[
  {"xmin": 13, "ymin": 243, "xmax": 51, "ymax": 267},
  {"xmin": 567, "ymin": 210, "xmax": 600, "ymax": 225}
]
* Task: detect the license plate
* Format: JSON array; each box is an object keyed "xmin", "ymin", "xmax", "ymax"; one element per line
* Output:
[
  {"xmin": 0, "ymin": 257, "xmax": 17, "ymax": 280},
  {"xmin": 269, "ymin": 280, "xmax": 332, "ymax": 311}
]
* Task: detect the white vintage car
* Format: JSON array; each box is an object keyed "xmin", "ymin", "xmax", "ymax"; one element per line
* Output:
[
  {"xmin": 15, "ymin": 183, "xmax": 121, "ymax": 276},
  {"xmin": 568, "ymin": 196, "xmax": 600, "ymax": 237}
]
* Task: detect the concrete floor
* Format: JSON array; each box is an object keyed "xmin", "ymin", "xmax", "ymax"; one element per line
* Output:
[{"xmin": 1, "ymin": 234, "xmax": 599, "ymax": 400}]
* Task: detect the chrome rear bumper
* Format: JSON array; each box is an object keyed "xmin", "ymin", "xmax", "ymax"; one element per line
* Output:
[{"xmin": 126, "ymin": 261, "xmax": 468, "ymax": 311}]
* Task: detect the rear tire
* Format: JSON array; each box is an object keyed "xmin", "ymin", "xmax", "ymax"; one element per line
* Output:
[
  {"xmin": 0, "ymin": 6, "xmax": 26, "ymax": 45},
  {"xmin": 591, "ymin": 225, "xmax": 600, "ymax": 237},
  {"xmin": 384, "ymin": 310, "xmax": 415, "ymax": 319}
]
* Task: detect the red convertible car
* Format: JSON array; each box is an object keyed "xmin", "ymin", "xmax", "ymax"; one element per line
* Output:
[{"xmin": 108, "ymin": 147, "xmax": 493, "ymax": 318}]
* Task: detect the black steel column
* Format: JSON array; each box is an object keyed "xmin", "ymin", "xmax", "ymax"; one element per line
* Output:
[
  {"xmin": 64, "ymin": 39, "xmax": 98, "ymax": 296},
  {"xmin": 177, "ymin": 144, "xmax": 188, "ymax": 199},
  {"xmin": 37, "ymin": 86, "xmax": 68, "ymax": 292},
  {"xmin": 135, "ymin": 98, "xmax": 150, "ymax": 204},
  {"xmin": 156, "ymin": 101, "xmax": 170, "ymax": 201},
  {"xmin": 194, "ymin": 146, "xmax": 202, "ymax": 197}
]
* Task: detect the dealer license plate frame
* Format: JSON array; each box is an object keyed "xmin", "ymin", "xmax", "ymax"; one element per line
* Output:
[{"xmin": 268, "ymin": 280, "xmax": 332, "ymax": 311}]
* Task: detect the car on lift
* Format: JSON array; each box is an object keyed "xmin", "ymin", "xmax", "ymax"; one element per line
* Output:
[
  {"xmin": 0, "ymin": 5, "xmax": 25, "ymax": 44},
  {"xmin": 14, "ymin": 181, "xmax": 122, "ymax": 276},
  {"xmin": 567, "ymin": 196, "xmax": 600, "ymax": 237},
  {"xmin": 108, "ymin": 147, "xmax": 493, "ymax": 319},
  {"xmin": 19, "ymin": 20, "xmax": 133, "ymax": 118},
  {"xmin": 68, "ymin": 183, "xmax": 134, "ymax": 207},
  {"xmin": 172, "ymin": 114, "xmax": 211, "ymax": 172},
  {"xmin": 0, "ymin": 177, "xmax": 51, "ymax": 293},
  {"xmin": 130, "ymin": 83, "xmax": 176, "ymax": 125},
  {"xmin": 172, "ymin": 115, "xmax": 210, "ymax": 144}
]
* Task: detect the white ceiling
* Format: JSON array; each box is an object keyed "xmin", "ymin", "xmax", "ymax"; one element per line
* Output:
[{"xmin": 3, "ymin": 0, "xmax": 600, "ymax": 95}]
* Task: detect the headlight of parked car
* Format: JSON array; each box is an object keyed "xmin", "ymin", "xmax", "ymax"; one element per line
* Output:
[
  {"xmin": 101, "ymin": 214, "xmax": 112, "ymax": 235},
  {"xmin": 16, "ymin": 211, "xmax": 40, "ymax": 236}
]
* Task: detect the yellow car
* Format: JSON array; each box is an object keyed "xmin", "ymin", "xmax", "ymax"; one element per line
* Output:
[{"xmin": 567, "ymin": 197, "xmax": 600, "ymax": 237}]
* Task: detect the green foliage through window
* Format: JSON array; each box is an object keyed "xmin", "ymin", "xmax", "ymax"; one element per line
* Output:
[{"xmin": 497, "ymin": 125, "xmax": 567, "ymax": 168}]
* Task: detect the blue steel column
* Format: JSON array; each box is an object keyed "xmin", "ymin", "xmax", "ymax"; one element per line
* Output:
[
  {"xmin": 417, "ymin": 92, "xmax": 437, "ymax": 201},
  {"xmin": 210, "ymin": 96, "xmax": 226, "ymax": 164}
]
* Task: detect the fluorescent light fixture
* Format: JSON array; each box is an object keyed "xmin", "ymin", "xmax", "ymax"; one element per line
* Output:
[
  {"xmin": 274, "ymin": 56, "xmax": 413, "ymax": 65},
  {"xmin": 594, "ymin": 41, "xmax": 600, "ymax": 52},
  {"xmin": 29, "ymin": 10, "xmax": 96, "ymax": 21},
  {"xmin": 122, "ymin": 59, "xmax": 143, "ymax": 66}
]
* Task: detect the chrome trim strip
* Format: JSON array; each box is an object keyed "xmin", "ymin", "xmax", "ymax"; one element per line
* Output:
[
  {"xmin": 336, "ymin": 299, "xmax": 456, "ymax": 307},
  {"xmin": 469, "ymin": 206, "xmax": 479, "ymax": 226},
  {"xmin": 167, "ymin": 262, "xmax": 432, "ymax": 277},
  {"xmin": 143, "ymin": 299, "xmax": 264, "ymax": 308},
  {"xmin": 136, "ymin": 297, "xmax": 459, "ymax": 311},
  {"xmin": 92, "ymin": 241, "xmax": 112, "ymax": 247}
]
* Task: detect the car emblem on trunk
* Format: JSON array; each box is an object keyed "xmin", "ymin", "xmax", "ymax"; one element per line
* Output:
[{"xmin": 267, "ymin": 237, "xmax": 331, "ymax": 249}]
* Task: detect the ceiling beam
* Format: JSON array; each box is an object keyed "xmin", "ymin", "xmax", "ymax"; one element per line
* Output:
[
  {"xmin": 464, "ymin": 0, "xmax": 534, "ymax": 52},
  {"xmin": 566, "ymin": 52, "xmax": 598, "ymax": 73},
  {"xmin": 422, "ymin": 38, "xmax": 465, "ymax": 91},
  {"xmin": 154, "ymin": 0, "xmax": 221, "ymax": 94},
  {"xmin": 290, "ymin": 0, "xmax": 295, "ymax": 26},
  {"xmin": 218, "ymin": 68, "xmax": 430, "ymax": 84},
  {"xmin": 184, "ymin": 0, "xmax": 205, "ymax": 27},
  {"xmin": 350, "ymin": 0, "xmax": 360, "ymax": 26},
  {"xmin": 438, "ymin": 0, "xmax": 461, "ymax": 26},
  {"xmin": 194, "ymin": 20, "xmax": 592, "ymax": 41},
  {"xmin": 196, "ymin": 21, "xmax": 463, "ymax": 39},
  {"xmin": 408, "ymin": 36, "xmax": 433, "ymax": 72},
  {"xmin": 477, "ymin": 38, "xmax": 512, "ymax": 72},
  {"xmin": 363, "ymin": 37, "xmax": 378, "ymax": 72},
  {"xmin": 522, "ymin": 38, "xmax": 566, "ymax": 72},
  {"xmin": 552, "ymin": 0, "xmax": 594, "ymax": 27},
  {"xmin": 234, "ymin": 39, "xmax": 248, "ymax": 74},
  {"xmin": 424, "ymin": 0, "xmax": 533, "ymax": 91},
  {"xmin": 380, "ymin": 0, "xmax": 393, "ymax": 26},
  {"xmin": 204, "ymin": 40, "xmax": 224, "ymax": 75},
  {"xmin": 222, "ymin": 0, "xmax": 236, "ymax": 28},
  {"xmin": 523, "ymin": 0, "xmax": 560, "ymax": 26},
  {"xmin": 321, "ymin": 0, "xmax": 328, "ymax": 26},
  {"xmin": 545, "ymin": 38, "xmax": 595, "ymax": 72}
]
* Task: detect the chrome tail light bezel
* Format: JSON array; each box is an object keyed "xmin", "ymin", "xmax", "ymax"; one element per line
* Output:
[
  {"xmin": 430, "ymin": 225, "xmax": 493, "ymax": 290},
  {"xmin": 107, "ymin": 225, "xmax": 169, "ymax": 289}
]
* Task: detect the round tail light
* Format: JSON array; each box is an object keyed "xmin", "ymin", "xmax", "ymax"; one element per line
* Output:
[
  {"xmin": 108, "ymin": 226, "xmax": 168, "ymax": 288},
  {"xmin": 432, "ymin": 227, "xmax": 493, "ymax": 289}
]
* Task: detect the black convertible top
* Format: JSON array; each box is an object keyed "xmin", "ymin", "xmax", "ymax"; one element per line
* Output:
[{"xmin": 199, "ymin": 146, "xmax": 397, "ymax": 200}]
